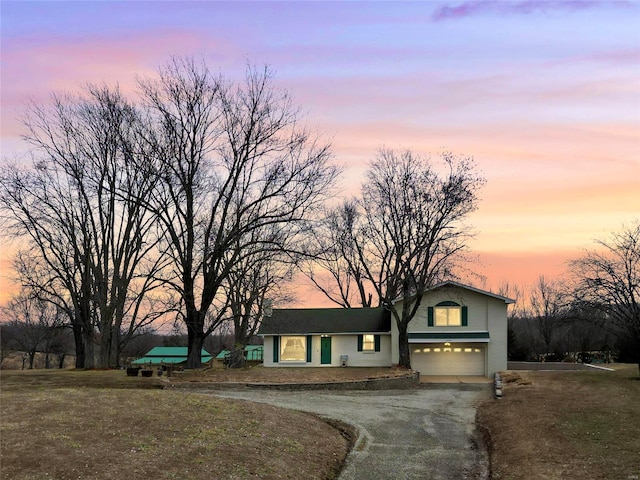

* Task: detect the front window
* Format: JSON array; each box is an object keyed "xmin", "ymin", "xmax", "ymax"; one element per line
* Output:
[
  {"xmin": 362, "ymin": 334, "xmax": 375, "ymax": 351},
  {"xmin": 435, "ymin": 307, "xmax": 461, "ymax": 326},
  {"xmin": 280, "ymin": 336, "xmax": 306, "ymax": 362}
]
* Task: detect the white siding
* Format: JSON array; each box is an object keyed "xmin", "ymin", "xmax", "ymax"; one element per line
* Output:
[
  {"xmin": 392, "ymin": 285, "xmax": 509, "ymax": 377},
  {"xmin": 263, "ymin": 336, "xmax": 275, "ymax": 366},
  {"xmin": 330, "ymin": 335, "xmax": 392, "ymax": 367},
  {"xmin": 487, "ymin": 298, "xmax": 508, "ymax": 375},
  {"xmin": 262, "ymin": 334, "xmax": 392, "ymax": 367},
  {"xmin": 405, "ymin": 288, "xmax": 490, "ymax": 333}
]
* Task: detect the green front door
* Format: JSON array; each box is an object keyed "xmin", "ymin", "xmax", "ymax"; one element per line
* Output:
[{"xmin": 320, "ymin": 336, "xmax": 332, "ymax": 365}]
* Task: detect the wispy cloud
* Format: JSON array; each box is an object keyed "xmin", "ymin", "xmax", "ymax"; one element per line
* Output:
[{"xmin": 432, "ymin": 1, "xmax": 635, "ymax": 22}]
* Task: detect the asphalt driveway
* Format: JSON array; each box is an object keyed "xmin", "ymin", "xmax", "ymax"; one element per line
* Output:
[{"xmin": 210, "ymin": 385, "xmax": 491, "ymax": 480}]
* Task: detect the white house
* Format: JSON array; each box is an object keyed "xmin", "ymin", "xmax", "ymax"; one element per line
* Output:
[
  {"xmin": 259, "ymin": 281, "xmax": 514, "ymax": 378},
  {"xmin": 261, "ymin": 307, "xmax": 392, "ymax": 368}
]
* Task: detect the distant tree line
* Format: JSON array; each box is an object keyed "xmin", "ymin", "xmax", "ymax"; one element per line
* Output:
[
  {"xmin": 0, "ymin": 294, "xmax": 72, "ymax": 369},
  {"xmin": 502, "ymin": 222, "xmax": 639, "ymax": 375},
  {"xmin": 504, "ymin": 277, "xmax": 615, "ymax": 363},
  {"xmin": 0, "ymin": 317, "xmax": 258, "ymax": 369}
]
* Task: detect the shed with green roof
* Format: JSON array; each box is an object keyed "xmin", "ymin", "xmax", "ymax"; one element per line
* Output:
[
  {"xmin": 131, "ymin": 347, "xmax": 213, "ymax": 366},
  {"xmin": 215, "ymin": 345, "xmax": 264, "ymax": 362}
]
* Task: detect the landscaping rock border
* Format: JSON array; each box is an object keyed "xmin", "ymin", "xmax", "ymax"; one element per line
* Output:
[{"xmin": 165, "ymin": 371, "xmax": 420, "ymax": 391}]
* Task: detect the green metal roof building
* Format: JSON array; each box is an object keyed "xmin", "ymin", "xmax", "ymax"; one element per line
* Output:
[
  {"xmin": 131, "ymin": 347, "xmax": 213, "ymax": 365},
  {"xmin": 215, "ymin": 345, "xmax": 263, "ymax": 361}
]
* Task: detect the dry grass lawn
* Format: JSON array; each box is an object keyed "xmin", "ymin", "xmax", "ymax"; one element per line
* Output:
[
  {"xmin": 0, "ymin": 369, "xmax": 352, "ymax": 480},
  {"xmin": 477, "ymin": 364, "xmax": 640, "ymax": 480}
]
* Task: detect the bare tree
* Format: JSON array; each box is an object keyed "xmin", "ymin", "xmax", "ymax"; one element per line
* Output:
[
  {"xmin": 559, "ymin": 309, "xmax": 610, "ymax": 363},
  {"xmin": 497, "ymin": 281, "xmax": 524, "ymax": 321},
  {"xmin": 0, "ymin": 323, "xmax": 12, "ymax": 367},
  {"xmin": 1, "ymin": 163, "xmax": 96, "ymax": 368},
  {"xmin": 569, "ymin": 221, "xmax": 640, "ymax": 375},
  {"xmin": 0, "ymin": 85, "xmax": 164, "ymax": 368},
  {"xmin": 119, "ymin": 327, "xmax": 162, "ymax": 363},
  {"xmin": 529, "ymin": 275, "xmax": 568, "ymax": 357},
  {"xmin": 1, "ymin": 290, "xmax": 65, "ymax": 369},
  {"xmin": 222, "ymin": 225, "xmax": 296, "ymax": 367},
  {"xmin": 497, "ymin": 281, "xmax": 531, "ymax": 361},
  {"xmin": 139, "ymin": 58, "xmax": 338, "ymax": 367},
  {"xmin": 301, "ymin": 201, "xmax": 373, "ymax": 308},
  {"xmin": 308, "ymin": 149, "xmax": 484, "ymax": 368}
]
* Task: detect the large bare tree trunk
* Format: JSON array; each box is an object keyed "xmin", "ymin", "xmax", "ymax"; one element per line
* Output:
[
  {"xmin": 97, "ymin": 328, "xmax": 111, "ymax": 369},
  {"xmin": 397, "ymin": 323, "xmax": 411, "ymax": 368},
  {"xmin": 82, "ymin": 329, "xmax": 95, "ymax": 369},
  {"xmin": 57, "ymin": 353, "xmax": 66, "ymax": 369},
  {"xmin": 72, "ymin": 324, "xmax": 84, "ymax": 369},
  {"xmin": 110, "ymin": 328, "xmax": 121, "ymax": 368},
  {"xmin": 186, "ymin": 327, "xmax": 206, "ymax": 369},
  {"xmin": 28, "ymin": 351, "xmax": 36, "ymax": 370}
]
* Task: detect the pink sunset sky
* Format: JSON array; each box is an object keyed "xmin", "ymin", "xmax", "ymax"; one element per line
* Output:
[{"xmin": 1, "ymin": 1, "xmax": 639, "ymax": 307}]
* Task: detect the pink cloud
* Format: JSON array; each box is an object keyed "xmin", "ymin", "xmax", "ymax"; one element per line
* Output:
[
  {"xmin": 329, "ymin": 118, "xmax": 639, "ymax": 171},
  {"xmin": 285, "ymin": 60, "xmax": 639, "ymax": 140},
  {"xmin": 1, "ymin": 29, "xmax": 246, "ymax": 152},
  {"xmin": 3, "ymin": 29, "xmax": 205, "ymax": 104}
]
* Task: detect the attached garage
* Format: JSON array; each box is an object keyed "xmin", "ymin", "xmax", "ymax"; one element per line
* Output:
[{"xmin": 410, "ymin": 342, "xmax": 487, "ymax": 376}]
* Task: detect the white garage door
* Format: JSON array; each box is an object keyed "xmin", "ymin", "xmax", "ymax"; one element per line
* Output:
[{"xmin": 411, "ymin": 343, "xmax": 485, "ymax": 376}]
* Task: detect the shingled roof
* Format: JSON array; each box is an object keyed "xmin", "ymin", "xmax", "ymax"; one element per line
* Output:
[
  {"xmin": 392, "ymin": 280, "xmax": 516, "ymax": 305},
  {"xmin": 259, "ymin": 307, "xmax": 391, "ymax": 335}
]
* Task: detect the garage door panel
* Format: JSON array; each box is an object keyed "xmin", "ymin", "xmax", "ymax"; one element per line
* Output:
[{"xmin": 411, "ymin": 344, "xmax": 485, "ymax": 376}]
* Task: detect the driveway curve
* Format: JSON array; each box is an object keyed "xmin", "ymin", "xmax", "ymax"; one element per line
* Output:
[{"xmin": 209, "ymin": 386, "xmax": 491, "ymax": 480}]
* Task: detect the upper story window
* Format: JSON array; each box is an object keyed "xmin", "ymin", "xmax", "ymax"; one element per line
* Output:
[
  {"xmin": 428, "ymin": 301, "xmax": 468, "ymax": 327},
  {"xmin": 435, "ymin": 306, "xmax": 461, "ymax": 326}
]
